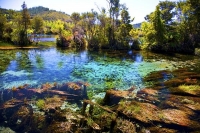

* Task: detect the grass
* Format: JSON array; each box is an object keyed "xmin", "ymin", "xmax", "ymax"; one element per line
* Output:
[
  {"xmin": 0, "ymin": 41, "xmax": 16, "ymax": 47},
  {"xmin": 37, "ymin": 41, "xmax": 56, "ymax": 47},
  {"xmin": 0, "ymin": 40, "xmax": 56, "ymax": 49}
]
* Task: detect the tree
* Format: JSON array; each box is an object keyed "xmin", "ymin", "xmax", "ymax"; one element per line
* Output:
[
  {"xmin": 0, "ymin": 11, "xmax": 7, "ymax": 40},
  {"xmin": 20, "ymin": 1, "xmax": 31, "ymax": 45},
  {"xmin": 186, "ymin": 0, "xmax": 200, "ymax": 47},
  {"xmin": 152, "ymin": 6, "xmax": 166, "ymax": 45},
  {"xmin": 71, "ymin": 12, "xmax": 81, "ymax": 27},
  {"xmin": 115, "ymin": 6, "xmax": 133, "ymax": 49},
  {"xmin": 158, "ymin": 1, "xmax": 176, "ymax": 25},
  {"xmin": 106, "ymin": 0, "xmax": 120, "ymax": 48},
  {"xmin": 32, "ymin": 16, "xmax": 44, "ymax": 34},
  {"xmin": 140, "ymin": 5, "xmax": 166, "ymax": 51}
]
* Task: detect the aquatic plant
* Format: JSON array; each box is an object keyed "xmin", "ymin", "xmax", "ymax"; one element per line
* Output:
[
  {"xmin": 177, "ymin": 85, "xmax": 200, "ymax": 96},
  {"xmin": 178, "ymin": 85, "xmax": 199, "ymax": 91},
  {"xmin": 117, "ymin": 118, "xmax": 136, "ymax": 133},
  {"xmin": 36, "ymin": 99, "xmax": 45, "ymax": 109},
  {"xmin": 158, "ymin": 112, "xmax": 165, "ymax": 120},
  {"xmin": 40, "ymin": 82, "xmax": 55, "ymax": 91},
  {"xmin": 87, "ymin": 117, "xmax": 101, "ymax": 130},
  {"xmin": 67, "ymin": 82, "xmax": 81, "ymax": 90},
  {"xmin": 87, "ymin": 91, "xmax": 94, "ymax": 99},
  {"xmin": 11, "ymin": 87, "xmax": 18, "ymax": 92},
  {"xmin": 181, "ymin": 98, "xmax": 195, "ymax": 104},
  {"xmin": 87, "ymin": 117, "xmax": 94, "ymax": 127},
  {"xmin": 53, "ymin": 82, "xmax": 58, "ymax": 87}
]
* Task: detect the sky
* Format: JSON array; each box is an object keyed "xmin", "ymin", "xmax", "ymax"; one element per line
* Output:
[{"xmin": 0, "ymin": 0, "xmax": 178, "ymax": 24}]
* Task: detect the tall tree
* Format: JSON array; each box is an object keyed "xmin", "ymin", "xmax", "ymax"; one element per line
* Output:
[
  {"xmin": 186, "ymin": 0, "xmax": 200, "ymax": 47},
  {"xmin": 0, "ymin": 11, "xmax": 7, "ymax": 40},
  {"xmin": 152, "ymin": 5, "xmax": 166, "ymax": 45},
  {"xmin": 117, "ymin": 6, "xmax": 133, "ymax": 48},
  {"xmin": 71, "ymin": 12, "xmax": 81, "ymax": 27},
  {"xmin": 158, "ymin": 1, "xmax": 176, "ymax": 25},
  {"xmin": 32, "ymin": 16, "xmax": 44, "ymax": 34},
  {"xmin": 21, "ymin": 1, "xmax": 31, "ymax": 45},
  {"xmin": 106, "ymin": 0, "xmax": 120, "ymax": 48}
]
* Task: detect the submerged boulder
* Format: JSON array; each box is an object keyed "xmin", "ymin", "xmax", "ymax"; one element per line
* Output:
[{"xmin": 103, "ymin": 89, "xmax": 130, "ymax": 106}]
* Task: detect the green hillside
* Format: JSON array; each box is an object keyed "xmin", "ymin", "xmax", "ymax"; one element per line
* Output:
[
  {"xmin": 0, "ymin": 6, "xmax": 71, "ymax": 21},
  {"xmin": 28, "ymin": 6, "xmax": 71, "ymax": 21}
]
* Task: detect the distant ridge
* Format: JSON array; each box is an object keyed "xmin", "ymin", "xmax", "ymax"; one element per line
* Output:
[
  {"xmin": 133, "ymin": 23, "xmax": 141, "ymax": 28},
  {"xmin": 0, "ymin": 6, "xmax": 71, "ymax": 21},
  {"xmin": 28, "ymin": 6, "xmax": 70, "ymax": 21}
]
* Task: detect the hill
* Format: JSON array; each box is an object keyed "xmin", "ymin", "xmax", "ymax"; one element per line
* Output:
[
  {"xmin": 0, "ymin": 6, "xmax": 71, "ymax": 22},
  {"xmin": 133, "ymin": 23, "xmax": 142, "ymax": 29},
  {"xmin": 28, "ymin": 6, "xmax": 71, "ymax": 21}
]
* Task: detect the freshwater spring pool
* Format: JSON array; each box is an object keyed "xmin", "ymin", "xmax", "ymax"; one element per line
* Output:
[{"xmin": 0, "ymin": 47, "xmax": 198, "ymax": 96}]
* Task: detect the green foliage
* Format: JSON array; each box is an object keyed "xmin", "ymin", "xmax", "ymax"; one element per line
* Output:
[
  {"xmin": 0, "ymin": 12, "xmax": 7, "ymax": 40},
  {"xmin": 32, "ymin": 16, "xmax": 44, "ymax": 34},
  {"xmin": 158, "ymin": 1, "xmax": 176, "ymax": 24},
  {"xmin": 87, "ymin": 91, "xmax": 94, "ymax": 100},
  {"xmin": 140, "ymin": 0, "xmax": 199, "ymax": 54},
  {"xmin": 28, "ymin": 6, "xmax": 70, "ymax": 21},
  {"xmin": 40, "ymin": 11, "xmax": 70, "ymax": 21},
  {"xmin": 71, "ymin": 12, "xmax": 81, "ymax": 27},
  {"xmin": 0, "ymin": 0, "xmax": 199, "ymax": 53},
  {"xmin": 152, "ymin": 6, "xmax": 166, "ymax": 45},
  {"xmin": 0, "ymin": 41, "xmax": 15, "ymax": 47},
  {"xmin": 56, "ymin": 26, "xmax": 72, "ymax": 47},
  {"xmin": 87, "ymin": 117, "xmax": 94, "ymax": 127},
  {"xmin": 36, "ymin": 99, "xmax": 45, "ymax": 109}
]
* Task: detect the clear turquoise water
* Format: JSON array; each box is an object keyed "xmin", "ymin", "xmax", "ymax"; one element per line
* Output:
[{"xmin": 0, "ymin": 47, "xmax": 198, "ymax": 95}]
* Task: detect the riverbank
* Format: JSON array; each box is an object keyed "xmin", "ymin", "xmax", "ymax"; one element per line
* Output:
[{"xmin": 0, "ymin": 41, "xmax": 56, "ymax": 49}]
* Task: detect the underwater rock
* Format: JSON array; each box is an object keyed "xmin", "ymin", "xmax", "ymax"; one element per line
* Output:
[
  {"xmin": 117, "ymin": 98, "xmax": 200, "ymax": 132},
  {"xmin": 117, "ymin": 101, "xmax": 161, "ymax": 123},
  {"xmin": 163, "ymin": 78, "xmax": 185, "ymax": 87},
  {"xmin": 0, "ymin": 81, "xmax": 89, "ymax": 107},
  {"xmin": 42, "ymin": 96, "xmax": 64, "ymax": 111},
  {"xmin": 168, "ymin": 85, "xmax": 200, "ymax": 97},
  {"xmin": 103, "ymin": 89, "xmax": 130, "ymax": 106},
  {"xmin": 159, "ymin": 94, "xmax": 200, "ymax": 117},
  {"xmin": 116, "ymin": 118, "xmax": 136, "ymax": 133},
  {"xmin": 8, "ymin": 105, "xmax": 33, "ymax": 132},
  {"xmin": 0, "ymin": 100, "xmax": 22, "ymax": 124},
  {"xmin": 161, "ymin": 109, "xmax": 200, "ymax": 130},
  {"xmin": 146, "ymin": 126, "xmax": 178, "ymax": 133},
  {"xmin": 58, "ymin": 81, "xmax": 89, "ymax": 101},
  {"xmin": 136, "ymin": 88, "xmax": 160, "ymax": 104},
  {"xmin": 45, "ymin": 121, "xmax": 77, "ymax": 133},
  {"xmin": 0, "ymin": 126, "xmax": 16, "ymax": 133},
  {"xmin": 143, "ymin": 70, "xmax": 171, "ymax": 82}
]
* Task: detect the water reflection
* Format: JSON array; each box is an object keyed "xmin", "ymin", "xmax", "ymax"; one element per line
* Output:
[{"xmin": 30, "ymin": 34, "xmax": 57, "ymax": 42}]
